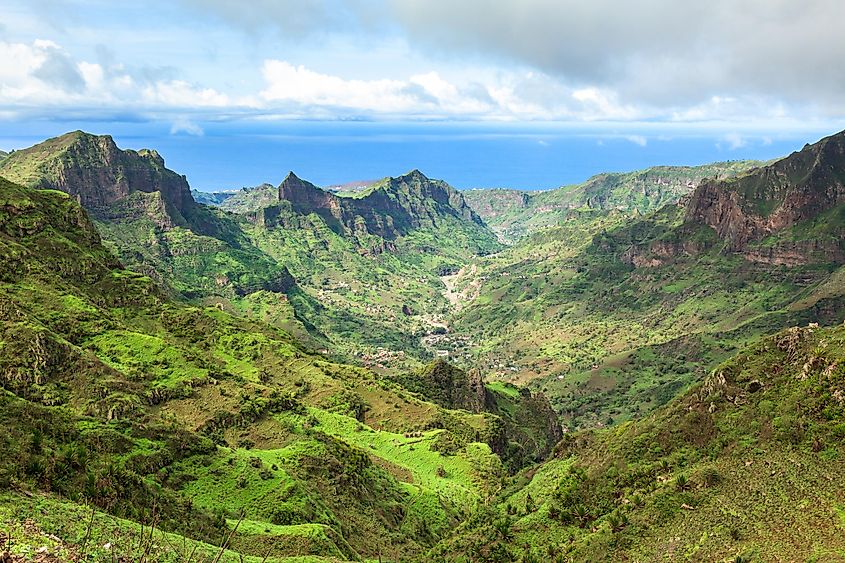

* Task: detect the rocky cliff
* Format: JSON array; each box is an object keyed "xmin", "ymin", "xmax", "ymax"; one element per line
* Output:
[
  {"xmin": 399, "ymin": 360, "xmax": 563, "ymax": 464},
  {"xmin": 263, "ymin": 170, "xmax": 487, "ymax": 240},
  {"xmin": 685, "ymin": 130, "xmax": 845, "ymax": 256},
  {"xmin": 0, "ymin": 131, "xmax": 196, "ymax": 226}
]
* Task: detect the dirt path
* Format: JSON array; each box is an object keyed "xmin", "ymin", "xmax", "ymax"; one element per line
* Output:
[{"xmin": 440, "ymin": 264, "xmax": 480, "ymax": 311}]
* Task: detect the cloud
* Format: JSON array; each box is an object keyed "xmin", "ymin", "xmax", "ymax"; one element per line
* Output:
[
  {"xmin": 385, "ymin": 0, "xmax": 845, "ymax": 114},
  {"xmin": 625, "ymin": 135, "xmax": 647, "ymax": 147},
  {"xmin": 175, "ymin": 0, "xmax": 845, "ymax": 122},
  {"xmin": 178, "ymin": 0, "xmax": 381, "ymax": 38},
  {"xmin": 260, "ymin": 60, "xmax": 416, "ymax": 113},
  {"xmin": 259, "ymin": 61, "xmax": 506, "ymax": 118},
  {"xmin": 0, "ymin": 38, "xmax": 231, "ymax": 118},
  {"xmin": 170, "ymin": 117, "xmax": 204, "ymax": 136},
  {"xmin": 720, "ymin": 133, "xmax": 747, "ymax": 150},
  {"xmin": 30, "ymin": 40, "xmax": 86, "ymax": 92},
  {"xmin": 258, "ymin": 61, "xmax": 662, "ymax": 120},
  {"xmin": 0, "ymin": 39, "xmax": 84, "ymax": 102}
]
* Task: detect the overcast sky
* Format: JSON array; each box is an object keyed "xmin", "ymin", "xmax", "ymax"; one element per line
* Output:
[
  {"xmin": 0, "ymin": 0, "xmax": 845, "ymax": 178},
  {"xmin": 1, "ymin": 0, "xmax": 844, "ymax": 140}
]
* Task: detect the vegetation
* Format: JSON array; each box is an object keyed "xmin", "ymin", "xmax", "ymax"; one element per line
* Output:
[
  {"xmin": 0, "ymin": 176, "xmax": 553, "ymax": 560},
  {"xmin": 2, "ymin": 128, "xmax": 845, "ymax": 561},
  {"xmin": 462, "ymin": 160, "xmax": 765, "ymax": 242},
  {"xmin": 435, "ymin": 323, "xmax": 845, "ymax": 561}
]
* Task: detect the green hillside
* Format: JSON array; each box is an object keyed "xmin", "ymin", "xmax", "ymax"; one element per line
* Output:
[
  {"xmin": 0, "ymin": 176, "xmax": 557, "ymax": 561},
  {"xmin": 2, "ymin": 127, "xmax": 845, "ymax": 561},
  {"xmin": 0, "ymin": 133, "xmax": 501, "ymax": 373},
  {"xmin": 463, "ymin": 160, "xmax": 764, "ymax": 242},
  {"xmin": 446, "ymin": 134, "xmax": 845, "ymax": 430},
  {"xmin": 435, "ymin": 321, "xmax": 845, "ymax": 561}
]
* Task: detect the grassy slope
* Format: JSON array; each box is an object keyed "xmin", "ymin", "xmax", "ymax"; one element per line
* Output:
[
  {"xmin": 0, "ymin": 133, "xmax": 501, "ymax": 373},
  {"xmin": 0, "ymin": 177, "xmax": 535, "ymax": 561},
  {"xmin": 217, "ymin": 184, "xmax": 278, "ymax": 213},
  {"xmin": 435, "ymin": 322, "xmax": 845, "ymax": 561}
]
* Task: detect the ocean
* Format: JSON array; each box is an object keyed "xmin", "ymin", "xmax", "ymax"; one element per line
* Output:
[{"xmin": 0, "ymin": 120, "xmax": 834, "ymax": 191}]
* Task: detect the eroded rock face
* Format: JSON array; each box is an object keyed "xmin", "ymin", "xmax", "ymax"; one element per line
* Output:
[
  {"xmin": 684, "ymin": 131, "xmax": 845, "ymax": 256},
  {"xmin": 621, "ymin": 237, "xmax": 709, "ymax": 268},
  {"xmin": 273, "ymin": 170, "xmax": 485, "ymax": 240},
  {"xmin": 743, "ymin": 240, "xmax": 845, "ymax": 266},
  {"xmin": 0, "ymin": 131, "xmax": 196, "ymax": 223}
]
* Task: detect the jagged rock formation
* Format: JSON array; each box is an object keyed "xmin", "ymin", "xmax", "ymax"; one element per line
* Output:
[
  {"xmin": 257, "ymin": 170, "xmax": 487, "ymax": 240},
  {"xmin": 614, "ymin": 131, "xmax": 845, "ymax": 269},
  {"xmin": 0, "ymin": 131, "xmax": 316, "ymax": 313},
  {"xmin": 410, "ymin": 359, "xmax": 489, "ymax": 413},
  {"xmin": 685, "ymin": 130, "xmax": 845, "ymax": 262},
  {"xmin": 0, "ymin": 131, "xmax": 196, "ymax": 226}
]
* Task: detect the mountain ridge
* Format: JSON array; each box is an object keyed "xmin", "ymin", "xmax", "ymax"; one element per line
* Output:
[
  {"xmin": 683, "ymin": 129, "xmax": 845, "ymax": 260},
  {"xmin": 0, "ymin": 131, "xmax": 196, "ymax": 226},
  {"xmin": 250, "ymin": 169, "xmax": 488, "ymax": 242},
  {"xmin": 463, "ymin": 160, "xmax": 766, "ymax": 241}
]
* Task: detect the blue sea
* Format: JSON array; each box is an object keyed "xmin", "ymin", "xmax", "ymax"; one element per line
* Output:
[{"xmin": 0, "ymin": 120, "xmax": 837, "ymax": 191}]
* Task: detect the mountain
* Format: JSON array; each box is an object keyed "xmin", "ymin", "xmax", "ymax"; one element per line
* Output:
[
  {"xmin": 0, "ymin": 174, "xmax": 559, "ymax": 560},
  {"xmin": 435, "ymin": 321, "xmax": 845, "ymax": 560},
  {"xmin": 684, "ymin": 131, "xmax": 845, "ymax": 263},
  {"xmin": 2, "ymin": 125, "xmax": 845, "ymax": 560},
  {"xmin": 444, "ymin": 132, "xmax": 845, "ymax": 429},
  {"xmin": 233, "ymin": 170, "xmax": 501, "ymax": 369},
  {"xmin": 190, "ymin": 188, "xmax": 238, "ymax": 206},
  {"xmin": 463, "ymin": 160, "xmax": 764, "ymax": 242},
  {"xmin": 0, "ymin": 132, "xmax": 326, "ymax": 347},
  {"xmin": 197, "ymin": 180, "xmax": 382, "ymax": 214},
  {"xmin": 252, "ymin": 170, "xmax": 487, "ymax": 241},
  {"xmin": 0, "ymin": 131, "xmax": 196, "ymax": 228},
  {"xmin": 620, "ymin": 131, "xmax": 845, "ymax": 270},
  {"xmin": 0, "ymin": 132, "xmax": 503, "ymax": 375}
]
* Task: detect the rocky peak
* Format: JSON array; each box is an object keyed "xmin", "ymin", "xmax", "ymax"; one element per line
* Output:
[
  {"xmin": 267, "ymin": 170, "xmax": 489, "ymax": 240},
  {"xmin": 278, "ymin": 172, "xmax": 332, "ymax": 208},
  {"xmin": 684, "ymin": 129, "xmax": 845, "ymax": 253},
  {"xmin": 0, "ymin": 131, "xmax": 196, "ymax": 224}
]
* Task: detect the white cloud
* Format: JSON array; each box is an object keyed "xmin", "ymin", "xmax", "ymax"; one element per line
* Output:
[
  {"xmin": 386, "ymin": 0, "xmax": 845, "ymax": 116},
  {"xmin": 260, "ymin": 60, "xmax": 416, "ymax": 113},
  {"xmin": 257, "ymin": 61, "xmax": 667, "ymax": 120},
  {"xmin": 0, "ymin": 38, "xmax": 232, "ymax": 119},
  {"xmin": 0, "ymin": 39, "xmax": 81, "ymax": 102},
  {"xmin": 625, "ymin": 135, "xmax": 647, "ymax": 147},
  {"xmin": 720, "ymin": 133, "xmax": 747, "ymax": 150},
  {"xmin": 170, "ymin": 117, "xmax": 204, "ymax": 136},
  {"xmin": 143, "ymin": 80, "xmax": 229, "ymax": 108}
]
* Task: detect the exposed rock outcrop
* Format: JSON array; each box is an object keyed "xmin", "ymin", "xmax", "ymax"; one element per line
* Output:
[
  {"xmin": 684, "ymin": 130, "xmax": 845, "ymax": 258},
  {"xmin": 262, "ymin": 170, "xmax": 487, "ymax": 240},
  {"xmin": 399, "ymin": 360, "xmax": 563, "ymax": 464},
  {"xmin": 0, "ymin": 131, "xmax": 196, "ymax": 226}
]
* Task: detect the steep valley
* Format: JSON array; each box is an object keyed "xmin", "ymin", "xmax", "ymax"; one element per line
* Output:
[{"xmin": 0, "ymin": 128, "xmax": 844, "ymax": 561}]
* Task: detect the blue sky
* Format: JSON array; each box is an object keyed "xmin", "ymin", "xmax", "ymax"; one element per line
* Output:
[{"xmin": 1, "ymin": 1, "xmax": 844, "ymax": 188}]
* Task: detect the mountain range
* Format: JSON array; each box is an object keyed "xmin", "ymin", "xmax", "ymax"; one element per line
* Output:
[
  {"xmin": 0, "ymin": 128, "xmax": 844, "ymax": 560},
  {"xmin": 462, "ymin": 160, "xmax": 765, "ymax": 242}
]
